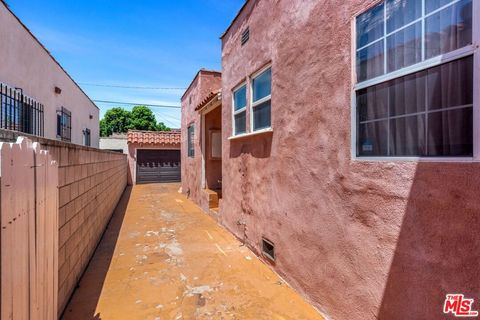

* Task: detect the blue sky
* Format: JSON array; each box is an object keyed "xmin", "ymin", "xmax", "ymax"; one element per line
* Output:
[{"xmin": 7, "ymin": 0, "xmax": 245, "ymax": 128}]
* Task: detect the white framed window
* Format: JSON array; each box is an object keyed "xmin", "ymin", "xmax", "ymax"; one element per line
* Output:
[
  {"xmin": 232, "ymin": 83, "xmax": 247, "ymax": 135},
  {"xmin": 250, "ymin": 66, "xmax": 272, "ymax": 131},
  {"xmin": 353, "ymin": 0, "xmax": 478, "ymax": 159}
]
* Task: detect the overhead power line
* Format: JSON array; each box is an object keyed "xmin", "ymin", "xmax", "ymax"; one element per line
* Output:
[
  {"xmin": 93, "ymin": 99, "xmax": 181, "ymax": 109},
  {"xmin": 80, "ymin": 83, "xmax": 186, "ymax": 90}
]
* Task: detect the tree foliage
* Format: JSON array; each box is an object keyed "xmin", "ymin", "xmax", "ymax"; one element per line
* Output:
[
  {"xmin": 99, "ymin": 106, "xmax": 171, "ymax": 137},
  {"xmin": 128, "ymin": 106, "xmax": 158, "ymax": 131},
  {"xmin": 100, "ymin": 107, "xmax": 131, "ymax": 137}
]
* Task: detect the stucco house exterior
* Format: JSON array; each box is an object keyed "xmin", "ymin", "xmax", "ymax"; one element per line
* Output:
[
  {"xmin": 100, "ymin": 133, "xmax": 128, "ymax": 153},
  {"xmin": 181, "ymin": 70, "xmax": 222, "ymax": 212},
  {"xmin": 0, "ymin": 1, "xmax": 99, "ymax": 147},
  {"xmin": 182, "ymin": 0, "xmax": 480, "ymax": 319},
  {"xmin": 127, "ymin": 130, "xmax": 181, "ymax": 185}
]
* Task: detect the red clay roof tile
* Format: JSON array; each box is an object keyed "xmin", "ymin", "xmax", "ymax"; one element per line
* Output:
[
  {"xmin": 195, "ymin": 91, "xmax": 221, "ymax": 111},
  {"xmin": 127, "ymin": 130, "xmax": 181, "ymax": 145}
]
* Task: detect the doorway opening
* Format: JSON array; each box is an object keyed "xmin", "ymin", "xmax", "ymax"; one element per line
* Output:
[{"xmin": 201, "ymin": 99, "xmax": 222, "ymax": 211}]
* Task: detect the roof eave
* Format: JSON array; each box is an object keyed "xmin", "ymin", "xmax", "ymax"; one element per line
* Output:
[{"xmin": 220, "ymin": 0, "xmax": 250, "ymax": 39}]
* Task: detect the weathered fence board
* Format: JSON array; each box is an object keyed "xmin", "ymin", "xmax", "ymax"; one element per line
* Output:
[{"xmin": 0, "ymin": 138, "xmax": 58, "ymax": 319}]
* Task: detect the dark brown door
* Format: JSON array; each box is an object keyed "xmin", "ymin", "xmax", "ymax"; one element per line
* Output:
[{"xmin": 136, "ymin": 149, "xmax": 181, "ymax": 184}]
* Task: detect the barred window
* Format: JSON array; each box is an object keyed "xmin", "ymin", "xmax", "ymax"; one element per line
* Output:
[
  {"xmin": 57, "ymin": 107, "xmax": 71, "ymax": 142},
  {"xmin": 83, "ymin": 128, "xmax": 91, "ymax": 146},
  {"xmin": 0, "ymin": 83, "xmax": 44, "ymax": 136}
]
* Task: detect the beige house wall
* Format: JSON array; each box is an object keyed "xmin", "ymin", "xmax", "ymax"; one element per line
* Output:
[{"xmin": 0, "ymin": 2, "xmax": 100, "ymax": 147}]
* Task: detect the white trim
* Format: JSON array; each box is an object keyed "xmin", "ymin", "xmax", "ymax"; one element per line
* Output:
[
  {"xmin": 355, "ymin": 45, "xmax": 475, "ymax": 90},
  {"xmin": 250, "ymin": 65, "xmax": 272, "ymax": 132},
  {"xmin": 353, "ymin": 157, "xmax": 478, "ymax": 163},
  {"xmin": 228, "ymin": 127, "xmax": 273, "ymax": 140},
  {"xmin": 232, "ymin": 82, "xmax": 247, "ymax": 137},
  {"xmin": 252, "ymin": 94, "xmax": 271, "ymax": 108},
  {"xmin": 473, "ymin": 0, "xmax": 480, "ymax": 160},
  {"xmin": 351, "ymin": 17, "xmax": 358, "ymax": 160},
  {"xmin": 233, "ymin": 106, "xmax": 247, "ymax": 115},
  {"xmin": 251, "ymin": 63, "xmax": 272, "ymax": 80}
]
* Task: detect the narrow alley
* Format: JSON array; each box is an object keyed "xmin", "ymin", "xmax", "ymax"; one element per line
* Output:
[{"xmin": 62, "ymin": 183, "xmax": 324, "ymax": 320}]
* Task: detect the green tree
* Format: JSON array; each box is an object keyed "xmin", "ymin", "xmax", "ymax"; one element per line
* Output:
[
  {"xmin": 128, "ymin": 106, "xmax": 158, "ymax": 131},
  {"xmin": 156, "ymin": 122, "xmax": 171, "ymax": 131},
  {"xmin": 100, "ymin": 106, "xmax": 172, "ymax": 137},
  {"xmin": 100, "ymin": 107, "xmax": 131, "ymax": 137}
]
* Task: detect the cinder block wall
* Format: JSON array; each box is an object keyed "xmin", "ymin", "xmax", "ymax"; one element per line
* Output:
[
  {"xmin": 56, "ymin": 147, "xmax": 127, "ymax": 312},
  {"xmin": 0, "ymin": 129, "xmax": 127, "ymax": 314}
]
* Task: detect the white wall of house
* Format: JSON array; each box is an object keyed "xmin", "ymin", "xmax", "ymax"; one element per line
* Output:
[{"xmin": 0, "ymin": 2, "xmax": 99, "ymax": 147}]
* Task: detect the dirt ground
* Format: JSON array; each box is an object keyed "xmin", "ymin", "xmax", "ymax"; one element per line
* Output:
[{"xmin": 62, "ymin": 183, "xmax": 324, "ymax": 320}]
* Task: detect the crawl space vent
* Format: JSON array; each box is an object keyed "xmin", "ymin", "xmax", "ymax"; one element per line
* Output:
[
  {"xmin": 262, "ymin": 238, "xmax": 275, "ymax": 261},
  {"xmin": 241, "ymin": 27, "xmax": 250, "ymax": 46}
]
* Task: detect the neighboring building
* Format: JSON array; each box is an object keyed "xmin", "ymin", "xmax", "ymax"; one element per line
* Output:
[
  {"xmin": 182, "ymin": 0, "xmax": 480, "ymax": 319},
  {"xmin": 100, "ymin": 133, "xmax": 128, "ymax": 153},
  {"xmin": 0, "ymin": 2, "xmax": 99, "ymax": 147},
  {"xmin": 127, "ymin": 130, "xmax": 181, "ymax": 185},
  {"xmin": 181, "ymin": 70, "xmax": 222, "ymax": 212}
]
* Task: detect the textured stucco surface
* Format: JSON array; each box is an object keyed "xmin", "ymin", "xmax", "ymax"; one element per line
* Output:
[
  {"xmin": 219, "ymin": 1, "xmax": 480, "ymax": 319},
  {"xmin": 100, "ymin": 135, "xmax": 128, "ymax": 154},
  {"xmin": 0, "ymin": 2, "xmax": 99, "ymax": 146},
  {"xmin": 181, "ymin": 71, "xmax": 222, "ymax": 212}
]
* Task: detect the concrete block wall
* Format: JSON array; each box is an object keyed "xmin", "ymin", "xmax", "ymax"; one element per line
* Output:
[
  {"xmin": 0, "ymin": 129, "xmax": 128, "ymax": 315},
  {"xmin": 56, "ymin": 148, "xmax": 127, "ymax": 312}
]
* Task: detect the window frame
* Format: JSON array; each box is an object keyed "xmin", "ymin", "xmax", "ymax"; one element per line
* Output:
[
  {"xmin": 351, "ymin": 0, "xmax": 480, "ymax": 161},
  {"xmin": 231, "ymin": 81, "xmax": 248, "ymax": 136},
  {"xmin": 56, "ymin": 107, "xmax": 71, "ymax": 142},
  {"xmin": 187, "ymin": 123, "xmax": 195, "ymax": 158},
  {"xmin": 250, "ymin": 64, "xmax": 272, "ymax": 132},
  {"xmin": 83, "ymin": 128, "xmax": 91, "ymax": 147},
  {"xmin": 232, "ymin": 80, "xmax": 249, "ymax": 137}
]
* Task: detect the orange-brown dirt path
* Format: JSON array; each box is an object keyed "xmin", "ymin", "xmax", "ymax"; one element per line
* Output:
[{"xmin": 62, "ymin": 183, "xmax": 324, "ymax": 320}]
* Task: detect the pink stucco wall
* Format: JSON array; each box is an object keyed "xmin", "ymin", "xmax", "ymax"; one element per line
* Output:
[
  {"xmin": 219, "ymin": 1, "xmax": 480, "ymax": 319},
  {"xmin": 181, "ymin": 70, "xmax": 221, "ymax": 211},
  {"xmin": 0, "ymin": 2, "xmax": 99, "ymax": 147}
]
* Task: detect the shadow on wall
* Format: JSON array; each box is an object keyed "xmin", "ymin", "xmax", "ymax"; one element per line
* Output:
[
  {"xmin": 378, "ymin": 163, "xmax": 480, "ymax": 319},
  {"xmin": 229, "ymin": 133, "xmax": 273, "ymax": 159},
  {"xmin": 61, "ymin": 187, "xmax": 132, "ymax": 320}
]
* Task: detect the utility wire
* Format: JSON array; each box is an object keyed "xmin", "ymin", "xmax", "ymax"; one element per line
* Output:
[
  {"xmin": 94, "ymin": 99, "xmax": 181, "ymax": 109},
  {"xmin": 80, "ymin": 83, "xmax": 186, "ymax": 90}
]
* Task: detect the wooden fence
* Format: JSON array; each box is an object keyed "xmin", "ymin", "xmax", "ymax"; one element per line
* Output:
[{"xmin": 0, "ymin": 137, "xmax": 58, "ymax": 319}]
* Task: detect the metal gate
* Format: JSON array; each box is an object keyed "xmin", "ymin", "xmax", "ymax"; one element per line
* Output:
[{"xmin": 136, "ymin": 149, "xmax": 181, "ymax": 184}]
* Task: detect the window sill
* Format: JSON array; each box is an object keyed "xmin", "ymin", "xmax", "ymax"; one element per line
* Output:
[{"xmin": 228, "ymin": 128, "xmax": 273, "ymax": 140}]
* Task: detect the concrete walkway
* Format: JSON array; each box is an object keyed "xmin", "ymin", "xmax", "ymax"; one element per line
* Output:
[{"xmin": 62, "ymin": 183, "xmax": 323, "ymax": 320}]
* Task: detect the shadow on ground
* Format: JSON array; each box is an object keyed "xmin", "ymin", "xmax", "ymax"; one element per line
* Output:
[{"xmin": 61, "ymin": 186, "xmax": 132, "ymax": 320}]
